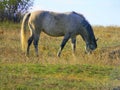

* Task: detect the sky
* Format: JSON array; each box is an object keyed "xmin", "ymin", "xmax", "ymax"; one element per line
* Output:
[{"xmin": 31, "ymin": 0, "xmax": 120, "ymax": 26}]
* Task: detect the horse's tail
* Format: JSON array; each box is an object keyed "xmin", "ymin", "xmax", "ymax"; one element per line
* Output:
[{"xmin": 21, "ymin": 13, "xmax": 31, "ymax": 51}]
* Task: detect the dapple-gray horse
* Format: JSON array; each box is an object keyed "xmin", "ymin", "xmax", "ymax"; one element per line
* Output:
[{"xmin": 21, "ymin": 10, "xmax": 97, "ymax": 57}]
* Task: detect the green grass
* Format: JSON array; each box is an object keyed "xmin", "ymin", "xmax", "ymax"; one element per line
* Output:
[
  {"xmin": 0, "ymin": 22, "xmax": 120, "ymax": 90},
  {"xmin": 0, "ymin": 63, "xmax": 116, "ymax": 90}
]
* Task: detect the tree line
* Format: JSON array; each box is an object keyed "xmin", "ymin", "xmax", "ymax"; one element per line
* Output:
[{"xmin": 0, "ymin": 0, "xmax": 33, "ymax": 23}]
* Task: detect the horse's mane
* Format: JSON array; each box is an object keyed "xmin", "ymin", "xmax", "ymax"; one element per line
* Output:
[{"xmin": 72, "ymin": 11, "xmax": 86, "ymax": 20}]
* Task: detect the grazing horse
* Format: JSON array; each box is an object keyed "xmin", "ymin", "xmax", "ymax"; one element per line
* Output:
[{"xmin": 21, "ymin": 10, "xmax": 97, "ymax": 57}]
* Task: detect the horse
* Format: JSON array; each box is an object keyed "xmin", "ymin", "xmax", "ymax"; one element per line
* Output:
[{"xmin": 21, "ymin": 10, "xmax": 98, "ymax": 57}]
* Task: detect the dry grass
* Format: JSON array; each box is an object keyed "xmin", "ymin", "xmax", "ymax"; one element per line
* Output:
[{"xmin": 1, "ymin": 24, "xmax": 120, "ymax": 65}]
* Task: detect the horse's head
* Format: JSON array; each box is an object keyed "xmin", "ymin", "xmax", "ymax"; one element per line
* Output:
[
  {"xmin": 82, "ymin": 20, "xmax": 98, "ymax": 54},
  {"xmin": 85, "ymin": 38, "xmax": 98, "ymax": 54}
]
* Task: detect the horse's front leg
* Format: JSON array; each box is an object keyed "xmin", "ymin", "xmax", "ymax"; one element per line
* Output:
[
  {"xmin": 71, "ymin": 37, "xmax": 76, "ymax": 54},
  {"xmin": 57, "ymin": 33, "xmax": 71, "ymax": 57}
]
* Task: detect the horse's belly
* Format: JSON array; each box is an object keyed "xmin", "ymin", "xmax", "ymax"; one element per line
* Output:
[{"xmin": 42, "ymin": 28, "xmax": 65, "ymax": 37}]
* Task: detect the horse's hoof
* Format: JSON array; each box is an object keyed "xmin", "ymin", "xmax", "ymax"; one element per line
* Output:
[
  {"xmin": 57, "ymin": 53, "xmax": 61, "ymax": 57},
  {"xmin": 25, "ymin": 54, "xmax": 29, "ymax": 58},
  {"xmin": 36, "ymin": 55, "xmax": 39, "ymax": 57}
]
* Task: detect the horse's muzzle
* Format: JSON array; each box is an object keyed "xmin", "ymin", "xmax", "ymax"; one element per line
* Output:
[{"xmin": 85, "ymin": 45, "xmax": 97, "ymax": 54}]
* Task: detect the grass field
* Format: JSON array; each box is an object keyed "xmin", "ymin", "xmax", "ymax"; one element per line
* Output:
[{"xmin": 0, "ymin": 22, "xmax": 120, "ymax": 90}]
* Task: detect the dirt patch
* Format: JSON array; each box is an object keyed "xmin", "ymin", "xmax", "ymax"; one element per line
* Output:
[
  {"xmin": 0, "ymin": 30, "xmax": 4, "ymax": 35},
  {"xmin": 100, "ymin": 45, "xmax": 120, "ymax": 60},
  {"xmin": 109, "ymin": 49, "xmax": 120, "ymax": 60}
]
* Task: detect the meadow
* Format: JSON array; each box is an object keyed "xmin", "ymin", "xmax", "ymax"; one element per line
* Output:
[{"xmin": 0, "ymin": 22, "xmax": 120, "ymax": 90}]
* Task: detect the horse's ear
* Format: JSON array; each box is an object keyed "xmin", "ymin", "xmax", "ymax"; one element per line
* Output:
[{"xmin": 96, "ymin": 38, "xmax": 99, "ymax": 41}]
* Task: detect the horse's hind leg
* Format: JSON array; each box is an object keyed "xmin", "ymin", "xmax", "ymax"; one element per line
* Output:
[
  {"xmin": 27, "ymin": 35, "xmax": 34, "ymax": 56},
  {"xmin": 57, "ymin": 33, "xmax": 71, "ymax": 57},
  {"xmin": 71, "ymin": 37, "xmax": 76, "ymax": 53},
  {"xmin": 33, "ymin": 34, "xmax": 40, "ymax": 56}
]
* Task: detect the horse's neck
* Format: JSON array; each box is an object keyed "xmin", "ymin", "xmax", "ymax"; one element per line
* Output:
[
  {"xmin": 80, "ymin": 27, "xmax": 90, "ymax": 43},
  {"xmin": 81, "ymin": 20, "xmax": 94, "ymax": 44}
]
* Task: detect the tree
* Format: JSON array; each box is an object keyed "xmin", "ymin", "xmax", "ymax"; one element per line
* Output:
[{"xmin": 0, "ymin": 0, "xmax": 34, "ymax": 22}]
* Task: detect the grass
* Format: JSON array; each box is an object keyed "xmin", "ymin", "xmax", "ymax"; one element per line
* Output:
[
  {"xmin": 0, "ymin": 22, "xmax": 120, "ymax": 90},
  {"xmin": 0, "ymin": 64, "xmax": 115, "ymax": 90}
]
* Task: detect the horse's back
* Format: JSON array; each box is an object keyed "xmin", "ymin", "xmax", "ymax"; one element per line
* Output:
[
  {"xmin": 29, "ymin": 10, "xmax": 87, "ymax": 36},
  {"xmin": 42, "ymin": 11, "xmax": 81, "ymax": 36}
]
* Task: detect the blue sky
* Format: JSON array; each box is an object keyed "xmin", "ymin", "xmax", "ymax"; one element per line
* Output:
[{"xmin": 31, "ymin": 0, "xmax": 120, "ymax": 26}]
